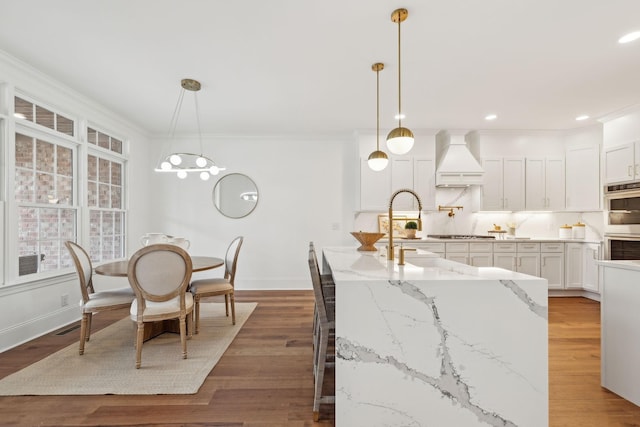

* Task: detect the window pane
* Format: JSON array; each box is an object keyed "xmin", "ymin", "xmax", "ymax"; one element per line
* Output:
[
  {"xmin": 98, "ymin": 132, "xmax": 109, "ymax": 149},
  {"xmin": 103, "ymin": 211, "xmax": 113, "ymax": 235},
  {"xmin": 14, "ymin": 97, "xmax": 34, "ymax": 121},
  {"xmin": 15, "ymin": 134, "xmax": 33, "ymax": 168},
  {"xmin": 57, "ymin": 114, "xmax": 74, "ymax": 136},
  {"xmin": 114, "ymin": 212, "xmax": 122, "ymax": 234},
  {"xmin": 36, "ymin": 139, "xmax": 54, "ymax": 173},
  {"xmin": 111, "ymin": 162, "xmax": 121, "ymax": 185},
  {"xmin": 57, "ymin": 176, "xmax": 73, "ymax": 205},
  {"xmin": 60, "ymin": 209, "xmax": 76, "ymax": 239},
  {"xmin": 40, "ymin": 208, "xmax": 59, "ymax": 239},
  {"xmin": 36, "ymin": 172, "xmax": 55, "ymax": 204},
  {"xmin": 87, "ymin": 181, "xmax": 97, "ymax": 207},
  {"xmin": 98, "ymin": 158, "xmax": 110, "ymax": 183},
  {"xmin": 39, "ymin": 240, "xmax": 59, "ymax": 272},
  {"xmin": 57, "ymin": 146, "xmax": 73, "ymax": 177},
  {"xmin": 89, "ymin": 210, "xmax": 101, "ymax": 237},
  {"xmin": 111, "ymin": 138, "xmax": 122, "ymax": 154},
  {"xmin": 87, "ymin": 127, "xmax": 97, "ymax": 145},
  {"xmin": 112, "ymin": 185, "xmax": 122, "ymax": 209},
  {"xmin": 99, "ymin": 183, "xmax": 110, "ymax": 208},
  {"xmin": 18, "ymin": 208, "xmax": 38, "ymax": 242},
  {"xmin": 35, "ymin": 105, "xmax": 55, "ymax": 130},
  {"xmin": 15, "ymin": 169, "xmax": 34, "ymax": 203},
  {"xmin": 88, "ymin": 155, "xmax": 97, "ymax": 181}
]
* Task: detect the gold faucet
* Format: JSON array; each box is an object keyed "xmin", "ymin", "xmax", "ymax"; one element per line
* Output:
[
  {"xmin": 438, "ymin": 205, "xmax": 463, "ymax": 217},
  {"xmin": 387, "ymin": 188, "xmax": 422, "ymax": 261},
  {"xmin": 398, "ymin": 245, "xmax": 417, "ymax": 266}
]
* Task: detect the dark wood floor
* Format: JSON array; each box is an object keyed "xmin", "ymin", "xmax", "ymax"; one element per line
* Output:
[{"xmin": 0, "ymin": 293, "xmax": 638, "ymax": 426}]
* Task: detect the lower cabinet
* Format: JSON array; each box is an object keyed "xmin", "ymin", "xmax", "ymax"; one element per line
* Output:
[{"xmin": 541, "ymin": 243, "xmax": 564, "ymax": 290}]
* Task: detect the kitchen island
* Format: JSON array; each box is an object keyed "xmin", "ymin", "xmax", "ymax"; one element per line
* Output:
[
  {"xmin": 323, "ymin": 246, "xmax": 548, "ymax": 427},
  {"xmin": 596, "ymin": 260, "xmax": 640, "ymax": 407}
]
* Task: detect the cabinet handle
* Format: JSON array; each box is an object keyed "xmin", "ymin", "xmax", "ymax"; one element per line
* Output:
[{"xmin": 636, "ymin": 164, "xmax": 639, "ymax": 177}]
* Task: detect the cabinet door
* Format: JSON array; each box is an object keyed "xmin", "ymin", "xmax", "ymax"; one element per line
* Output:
[
  {"xmin": 446, "ymin": 254, "xmax": 469, "ymax": 264},
  {"xmin": 546, "ymin": 158, "xmax": 565, "ymax": 210},
  {"xmin": 414, "ymin": 158, "xmax": 436, "ymax": 210},
  {"xmin": 517, "ymin": 253, "xmax": 540, "ymax": 277},
  {"xmin": 494, "ymin": 253, "xmax": 516, "ymax": 271},
  {"xmin": 503, "ymin": 158, "xmax": 525, "ymax": 211},
  {"xmin": 565, "ymin": 243, "xmax": 584, "ymax": 289},
  {"xmin": 604, "ymin": 143, "xmax": 634, "ymax": 185},
  {"xmin": 541, "ymin": 253, "xmax": 564, "ymax": 289},
  {"xmin": 525, "ymin": 158, "xmax": 546, "ymax": 210},
  {"xmin": 566, "ymin": 145, "xmax": 600, "ymax": 211},
  {"xmin": 360, "ymin": 159, "xmax": 391, "ymax": 210},
  {"xmin": 391, "ymin": 158, "xmax": 415, "ymax": 209},
  {"xmin": 583, "ymin": 243, "xmax": 601, "ymax": 293},
  {"xmin": 470, "ymin": 253, "xmax": 492, "ymax": 267},
  {"xmin": 482, "ymin": 158, "xmax": 504, "ymax": 210}
]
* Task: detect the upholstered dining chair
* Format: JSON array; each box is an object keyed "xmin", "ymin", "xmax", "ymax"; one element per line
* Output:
[
  {"xmin": 190, "ymin": 236, "xmax": 243, "ymax": 333},
  {"xmin": 127, "ymin": 244, "xmax": 194, "ymax": 369},
  {"xmin": 65, "ymin": 241, "xmax": 135, "ymax": 355}
]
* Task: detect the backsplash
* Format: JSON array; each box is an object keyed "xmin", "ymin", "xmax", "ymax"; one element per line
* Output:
[{"xmin": 354, "ymin": 187, "xmax": 605, "ymax": 241}]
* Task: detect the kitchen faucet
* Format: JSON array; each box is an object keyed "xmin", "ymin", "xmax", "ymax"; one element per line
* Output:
[{"xmin": 387, "ymin": 188, "xmax": 422, "ymax": 261}]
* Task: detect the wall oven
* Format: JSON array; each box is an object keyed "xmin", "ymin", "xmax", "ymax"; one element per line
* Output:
[{"xmin": 605, "ymin": 182, "xmax": 640, "ymax": 259}]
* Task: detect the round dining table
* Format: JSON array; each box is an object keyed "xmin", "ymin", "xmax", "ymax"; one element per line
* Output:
[
  {"xmin": 95, "ymin": 256, "xmax": 224, "ymax": 277},
  {"xmin": 94, "ymin": 255, "xmax": 224, "ymax": 341}
]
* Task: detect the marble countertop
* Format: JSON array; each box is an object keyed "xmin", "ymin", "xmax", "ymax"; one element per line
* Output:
[
  {"xmin": 323, "ymin": 246, "xmax": 548, "ymax": 427},
  {"xmin": 596, "ymin": 259, "xmax": 640, "ymax": 272},
  {"xmin": 377, "ymin": 237, "xmax": 602, "ymax": 243}
]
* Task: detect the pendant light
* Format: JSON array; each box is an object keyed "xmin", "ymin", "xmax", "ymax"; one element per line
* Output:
[
  {"xmin": 367, "ymin": 62, "xmax": 389, "ymax": 171},
  {"xmin": 386, "ymin": 8, "xmax": 414, "ymax": 155},
  {"xmin": 155, "ymin": 78, "xmax": 225, "ymax": 180}
]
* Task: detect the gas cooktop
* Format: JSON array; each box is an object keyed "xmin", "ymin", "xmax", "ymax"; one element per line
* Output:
[{"xmin": 427, "ymin": 234, "xmax": 496, "ymax": 240}]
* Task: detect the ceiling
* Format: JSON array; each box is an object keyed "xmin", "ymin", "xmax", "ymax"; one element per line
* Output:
[{"xmin": 1, "ymin": 0, "xmax": 640, "ymax": 136}]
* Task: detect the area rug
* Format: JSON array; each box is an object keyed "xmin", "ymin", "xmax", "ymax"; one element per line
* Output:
[{"xmin": 0, "ymin": 302, "xmax": 257, "ymax": 395}]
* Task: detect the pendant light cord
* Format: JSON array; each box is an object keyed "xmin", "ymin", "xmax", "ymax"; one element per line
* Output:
[
  {"xmin": 376, "ymin": 66, "xmax": 380, "ymax": 151},
  {"xmin": 397, "ymin": 16, "xmax": 402, "ymax": 128},
  {"xmin": 193, "ymin": 90, "xmax": 204, "ymax": 157}
]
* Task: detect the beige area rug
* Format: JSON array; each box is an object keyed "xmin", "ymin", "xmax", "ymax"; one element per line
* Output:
[{"xmin": 0, "ymin": 302, "xmax": 257, "ymax": 395}]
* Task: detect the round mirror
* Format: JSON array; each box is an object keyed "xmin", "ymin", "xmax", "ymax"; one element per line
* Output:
[{"xmin": 212, "ymin": 173, "xmax": 259, "ymax": 218}]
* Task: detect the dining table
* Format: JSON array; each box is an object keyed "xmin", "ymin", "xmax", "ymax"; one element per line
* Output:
[{"xmin": 95, "ymin": 255, "xmax": 224, "ymax": 340}]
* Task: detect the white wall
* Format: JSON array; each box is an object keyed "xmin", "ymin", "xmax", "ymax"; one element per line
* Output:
[{"xmin": 146, "ymin": 134, "xmax": 357, "ymax": 289}]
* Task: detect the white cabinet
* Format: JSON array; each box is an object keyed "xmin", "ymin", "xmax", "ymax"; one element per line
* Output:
[
  {"xmin": 525, "ymin": 157, "xmax": 565, "ymax": 210},
  {"xmin": 493, "ymin": 242, "xmax": 517, "ymax": 271},
  {"xmin": 443, "ymin": 242, "xmax": 492, "ymax": 266},
  {"xmin": 604, "ymin": 142, "xmax": 640, "ymax": 185},
  {"xmin": 481, "ymin": 157, "xmax": 525, "ymax": 211},
  {"xmin": 540, "ymin": 242, "xmax": 564, "ymax": 290},
  {"xmin": 445, "ymin": 242, "xmax": 469, "ymax": 264},
  {"xmin": 565, "ymin": 145, "xmax": 600, "ymax": 211},
  {"xmin": 516, "ymin": 242, "xmax": 541, "ymax": 277},
  {"xmin": 565, "ymin": 242, "xmax": 585, "ymax": 290},
  {"xmin": 360, "ymin": 157, "xmax": 435, "ymax": 211},
  {"xmin": 583, "ymin": 243, "xmax": 601, "ymax": 293}
]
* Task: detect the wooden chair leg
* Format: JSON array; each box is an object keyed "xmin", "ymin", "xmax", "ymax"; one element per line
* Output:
[
  {"xmin": 135, "ymin": 322, "xmax": 144, "ymax": 369},
  {"xmin": 85, "ymin": 312, "xmax": 93, "ymax": 341},
  {"xmin": 79, "ymin": 313, "xmax": 89, "ymax": 355},
  {"xmin": 224, "ymin": 294, "xmax": 230, "ymax": 317},
  {"xmin": 230, "ymin": 292, "xmax": 236, "ymax": 325},
  {"xmin": 194, "ymin": 296, "xmax": 201, "ymax": 334},
  {"xmin": 187, "ymin": 309, "xmax": 193, "ymax": 339},
  {"xmin": 180, "ymin": 317, "xmax": 188, "ymax": 359}
]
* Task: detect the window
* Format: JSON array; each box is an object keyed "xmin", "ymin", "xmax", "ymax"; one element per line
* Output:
[
  {"xmin": 14, "ymin": 133, "xmax": 76, "ymax": 275},
  {"xmin": 14, "ymin": 96, "xmax": 74, "ymax": 137},
  {"xmin": 87, "ymin": 151, "xmax": 125, "ymax": 262}
]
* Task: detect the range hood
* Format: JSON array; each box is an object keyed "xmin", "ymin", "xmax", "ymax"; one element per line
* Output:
[{"xmin": 435, "ymin": 132, "xmax": 484, "ymax": 187}]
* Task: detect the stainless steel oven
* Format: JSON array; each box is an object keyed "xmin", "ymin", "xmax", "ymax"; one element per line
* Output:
[
  {"xmin": 605, "ymin": 234, "xmax": 640, "ymax": 260},
  {"xmin": 604, "ymin": 183, "xmax": 640, "ymax": 235}
]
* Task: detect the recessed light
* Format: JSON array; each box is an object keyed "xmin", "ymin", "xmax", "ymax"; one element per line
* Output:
[
  {"xmin": 576, "ymin": 115, "xmax": 589, "ymax": 121},
  {"xmin": 485, "ymin": 114, "xmax": 497, "ymax": 121},
  {"xmin": 394, "ymin": 113, "xmax": 406, "ymax": 120},
  {"xmin": 619, "ymin": 31, "xmax": 640, "ymax": 44}
]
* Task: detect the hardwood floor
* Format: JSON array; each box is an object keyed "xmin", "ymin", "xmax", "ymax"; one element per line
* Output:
[{"xmin": 0, "ymin": 293, "xmax": 638, "ymax": 426}]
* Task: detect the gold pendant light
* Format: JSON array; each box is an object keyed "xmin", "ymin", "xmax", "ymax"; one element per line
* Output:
[
  {"xmin": 367, "ymin": 62, "xmax": 389, "ymax": 171},
  {"xmin": 386, "ymin": 8, "xmax": 414, "ymax": 155}
]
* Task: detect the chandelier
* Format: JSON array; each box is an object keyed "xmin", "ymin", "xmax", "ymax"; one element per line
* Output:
[{"xmin": 155, "ymin": 78, "xmax": 225, "ymax": 180}]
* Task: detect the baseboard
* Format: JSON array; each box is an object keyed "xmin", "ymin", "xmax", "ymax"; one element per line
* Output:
[
  {"xmin": 0, "ymin": 306, "xmax": 80, "ymax": 353},
  {"xmin": 549, "ymin": 289, "xmax": 601, "ymax": 302}
]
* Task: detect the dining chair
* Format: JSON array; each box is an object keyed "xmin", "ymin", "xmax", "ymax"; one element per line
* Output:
[
  {"xmin": 127, "ymin": 244, "xmax": 194, "ymax": 369},
  {"xmin": 308, "ymin": 242, "xmax": 335, "ymax": 421},
  {"xmin": 65, "ymin": 241, "xmax": 135, "ymax": 355},
  {"xmin": 190, "ymin": 236, "xmax": 243, "ymax": 333}
]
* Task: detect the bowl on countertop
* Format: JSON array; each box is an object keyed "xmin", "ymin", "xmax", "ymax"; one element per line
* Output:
[{"xmin": 350, "ymin": 232, "xmax": 385, "ymax": 252}]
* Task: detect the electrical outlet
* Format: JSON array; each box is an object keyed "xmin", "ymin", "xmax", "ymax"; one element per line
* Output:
[{"xmin": 61, "ymin": 294, "xmax": 69, "ymax": 307}]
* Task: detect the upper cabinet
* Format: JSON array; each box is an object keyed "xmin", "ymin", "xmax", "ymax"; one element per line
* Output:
[
  {"xmin": 525, "ymin": 157, "xmax": 565, "ymax": 211},
  {"xmin": 604, "ymin": 141, "xmax": 640, "ymax": 185},
  {"xmin": 481, "ymin": 157, "xmax": 525, "ymax": 211},
  {"xmin": 566, "ymin": 145, "xmax": 600, "ymax": 211}
]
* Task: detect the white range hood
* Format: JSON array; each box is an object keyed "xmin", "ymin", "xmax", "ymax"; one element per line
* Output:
[{"xmin": 435, "ymin": 132, "xmax": 484, "ymax": 187}]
